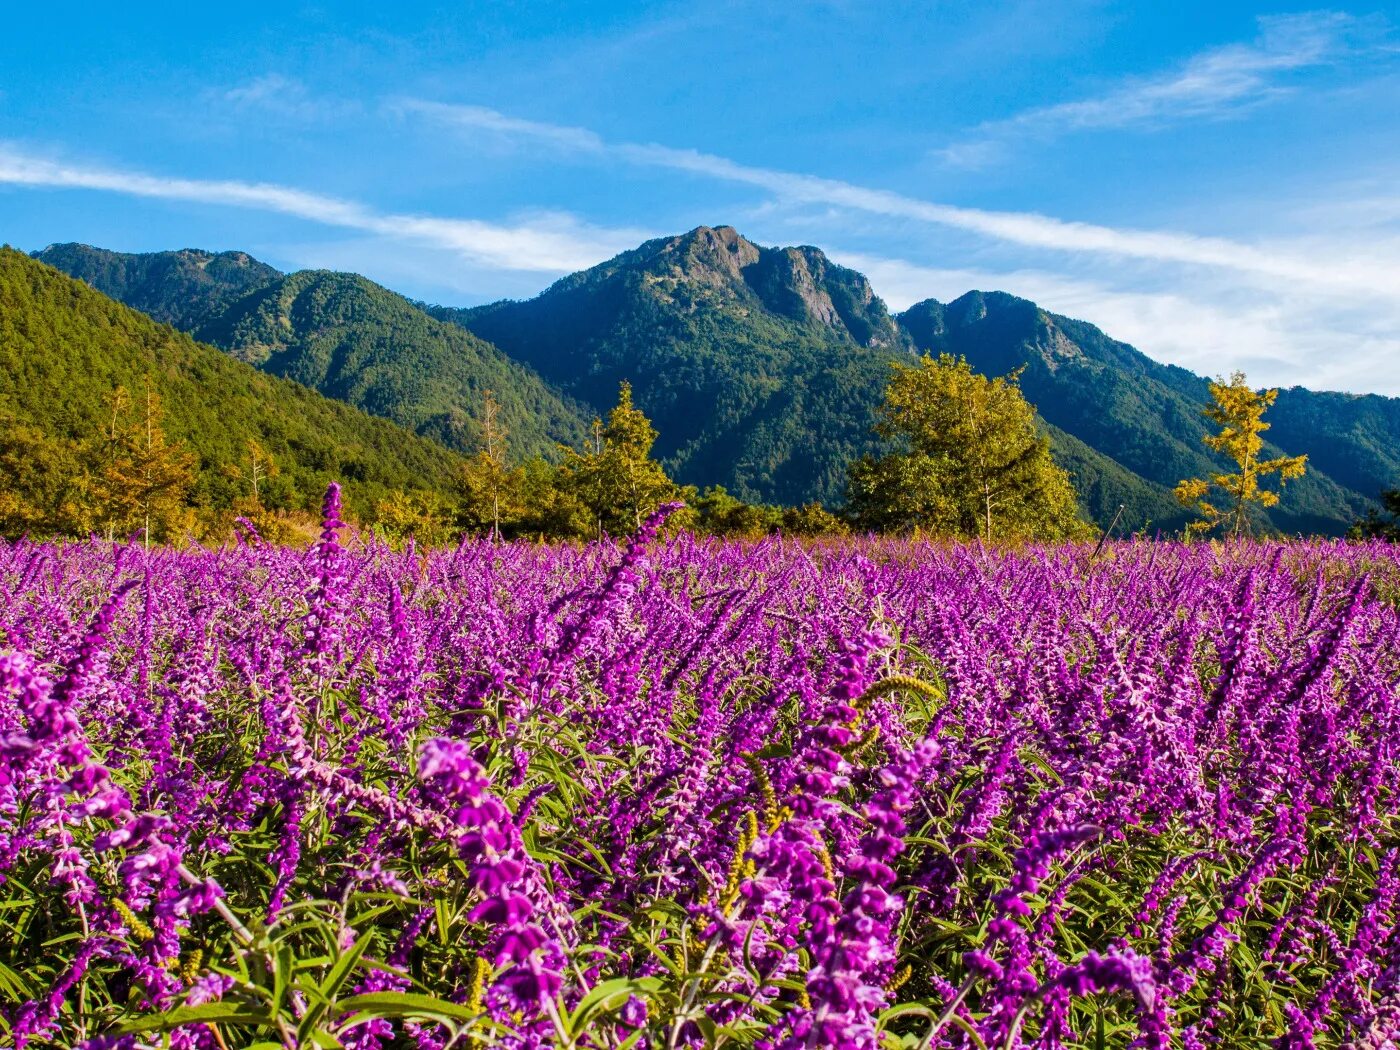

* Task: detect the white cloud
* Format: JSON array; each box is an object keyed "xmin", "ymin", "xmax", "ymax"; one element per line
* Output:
[
  {"xmin": 388, "ymin": 98, "xmax": 606, "ymax": 153},
  {"xmin": 222, "ymin": 74, "xmax": 358, "ymax": 121},
  {"xmin": 934, "ymin": 11, "xmax": 1389, "ymax": 167},
  {"xmin": 0, "ymin": 143, "xmax": 646, "ymax": 273},
  {"xmin": 830, "ymin": 250, "xmax": 1400, "ymax": 396},
  {"xmin": 406, "ymin": 100, "xmax": 1400, "ymax": 296}
]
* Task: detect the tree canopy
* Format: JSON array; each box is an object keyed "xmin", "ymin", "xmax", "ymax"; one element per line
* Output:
[
  {"xmin": 1174, "ymin": 372, "xmax": 1308, "ymax": 538},
  {"xmin": 848, "ymin": 354, "xmax": 1088, "ymax": 541}
]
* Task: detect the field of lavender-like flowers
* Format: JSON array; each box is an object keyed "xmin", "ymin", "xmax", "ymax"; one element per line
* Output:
[{"xmin": 3, "ymin": 487, "xmax": 1400, "ymax": 1049}]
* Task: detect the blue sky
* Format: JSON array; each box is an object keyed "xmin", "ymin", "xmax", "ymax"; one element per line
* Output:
[{"xmin": 3, "ymin": 1, "xmax": 1399, "ymax": 392}]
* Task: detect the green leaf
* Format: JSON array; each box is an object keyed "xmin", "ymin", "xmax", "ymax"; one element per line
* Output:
[
  {"xmin": 333, "ymin": 991, "xmax": 481, "ymax": 1024},
  {"xmin": 118, "ymin": 1002, "xmax": 271, "ymax": 1034},
  {"xmin": 297, "ymin": 929, "xmax": 374, "ymax": 1042},
  {"xmin": 567, "ymin": 976, "xmax": 663, "ymax": 1032}
]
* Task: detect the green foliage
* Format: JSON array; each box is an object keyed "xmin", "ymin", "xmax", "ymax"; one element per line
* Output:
[
  {"xmin": 1175, "ymin": 372, "xmax": 1309, "ymax": 538},
  {"xmin": 437, "ymin": 227, "xmax": 909, "ymax": 508},
  {"xmin": 33, "ymin": 234, "xmax": 1400, "ymax": 540},
  {"xmin": 901, "ymin": 291, "xmax": 1380, "ymax": 535},
  {"xmin": 33, "ymin": 242, "xmax": 280, "ymax": 329},
  {"xmin": 692, "ymin": 485, "xmax": 783, "ymax": 537},
  {"xmin": 851, "ymin": 354, "xmax": 1090, "ymax": 541},
  {"xmin": 373, "ymin": 488, "xmax": 458, "ymax": 549},
  {"xmin": 1350, "ymin": 488, "xmax": 1400, "ymax": 541},
  {"xmin": 0, "ymin": 419, "xmax": 95, "ymax": 537},
  {"xmin": 88, "ymin": 386, "xmax": 198, "ymax": 544},
  {"xmin": 846, "ymin": 452, "xmax": 955, "ymax": 534},
  {"xmin": 36, "ymin": 244, "xmax": 590, "ymax": 463},
  {"xmin": 0, "ymin": 247, "xmax": 465, "ymax": 535},
  {"xmin": 560, "ymin": 382, "xmax": 682, "ymax": 536}
]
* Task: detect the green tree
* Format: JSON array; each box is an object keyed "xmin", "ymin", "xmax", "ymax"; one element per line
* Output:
[
  {"xmin": 374, "ymin": 489, "xmax": 456, "ymax": 548},
  {"xmin": 1174, "ymin": 372, "xmax": 1308, "ymax": 538},
  {"xmin": 0, "ymin": 419, "xmax": 95, "ymax": 538},
  {"xmin": 780, "ymin": 502, "xmax": 849, "ymax": 537},
  {"xmin": 693, "ymin": 485, "xmax": 782, "ymax": 538},
  {"xmin": 92, "ymin": 385, "xmax": 197, "ymax": 545},
  {"xmin": 1351, "ymin": 488, "xmax": 1400, "ymax": 541},
  {"xmin": 457, "ymin": 390, "xmax": 524, "ymax": 539},
  {"xmin": 846, "ymin": 452, "xmax": 955, "ymax": 535},
  {"xmin": 513, "ymin": 457, "xmax": 593, "ymax": 540},
  {"xmin": 225, "ymin": 439, "xmax": 279, "ymax": 508},
  {"xmin": 561, "ymin": 382, "xmax": 680, "ymax": 536},
  {"xmin": 1351, "ymin": 489, "xmax": 1400, "ymax": 541},
  {"xmin": 848, "ymin": 354, "xmax": 1086, "ymax": 540}
]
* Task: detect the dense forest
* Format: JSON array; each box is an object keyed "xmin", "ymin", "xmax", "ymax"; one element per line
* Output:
[
  {"xmin": 431, "ymin": 226, "xmax": 1393, "ymax": 534},
  {"xmin": 0, "ymin": 247, "xmax": 463, "ymax": 536},
  {"xmin": 34, "ymin": 244, "xmax": 591, "ymax": 462}
]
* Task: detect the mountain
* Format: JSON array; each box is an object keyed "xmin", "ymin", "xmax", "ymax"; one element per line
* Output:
[
  {"xmin": 36, "ymin": 231, "xmax": 1398, "ymax": 535},
  {"xmin": 898, "ymin": 291, "xmax": 1389, "ymax": 534},
  {"xmin": 33, "ymin": 244, "xmax": 589, "ymax": 462},
  {"xmin": 438, "ymin": 227, "xmax": 1394, "ymax": 533},
  {"xmin": 1, "ymin": 247, "xmax": 463, "ymax": 516},
  {"xmin": 430, "ymin": 225, "xmax": 915, "ymax": 505},
  {"xmin": 423, "ymin": 226, "xmax": 1193, "ymax": 522},
  {"xmin": 33, "ymin": 243, "xmax": 281, "ymax": 330}
]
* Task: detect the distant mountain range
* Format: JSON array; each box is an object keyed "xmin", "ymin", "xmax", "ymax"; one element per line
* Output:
[{"xmin": 31, "ymin": 228, "xmax": 1400, "ymax": 534}]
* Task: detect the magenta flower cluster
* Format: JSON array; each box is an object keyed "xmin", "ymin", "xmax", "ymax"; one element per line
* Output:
[{"xmin": 2, "ymin": 489, "xmax": 1399, "ymax": 1048}]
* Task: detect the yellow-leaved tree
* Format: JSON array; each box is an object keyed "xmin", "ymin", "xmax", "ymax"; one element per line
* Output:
[
  {"xmin": 560, "ymin": 381, "xmax": 682, "ymax": 537},
  {"xmin": 92, "ymin": 385, "xmax": 197, "ymax": 546},
  {"xmin": 1174, "ymin": 371, "xmax": 1307, "ymax": 538}
]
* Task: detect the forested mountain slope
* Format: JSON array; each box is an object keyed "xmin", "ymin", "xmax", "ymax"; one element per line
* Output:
[
  {"xmin": 35, "ymin": 243, "xmax": 590, "ymax": 462},
  {"xmin": 2, "ymin": 247, "xmax": 463, "ymax": 517}
]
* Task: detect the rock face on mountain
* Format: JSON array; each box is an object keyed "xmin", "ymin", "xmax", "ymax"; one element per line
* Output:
[
  {"xmin": 431, "ymin": 226, "xmax": 910, "ymax": 505},
  {"xmin": 35, "ymin": 244, "xmax": 589, "ymax": 462}
]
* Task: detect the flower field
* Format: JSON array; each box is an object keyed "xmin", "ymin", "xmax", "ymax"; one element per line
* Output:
[{"xmin": 3, "ymin": 489, "xmax": 1400, "ymax": 1049}]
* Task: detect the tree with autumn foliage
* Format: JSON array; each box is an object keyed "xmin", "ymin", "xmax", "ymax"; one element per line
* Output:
[
  {"xmin": 91, "ymin": 385, "xmax": 197, "ymax": 545},
  {"xmin": 1175, "ymin": 372, "xmax": 1308, "ymax": 538},
  {"xmin": 458, "ymin": 390, "xmax": 528, "ymax": 539}
]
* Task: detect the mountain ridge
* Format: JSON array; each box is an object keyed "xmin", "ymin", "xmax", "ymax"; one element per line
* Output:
[
  {"xmin": 33, "ymin": 243, "xmax": 591, "ymax": 463},
  {"xmin": 897, "ymin": 288, "xmax": 1390, "ymax": 533},
  {"xmin": 34, "ymin": 229, "xmax": 1400, "ymax": 534},
  {"xmin": 1, "ymin": 246, "xmax": 464, "ymax": 519}
]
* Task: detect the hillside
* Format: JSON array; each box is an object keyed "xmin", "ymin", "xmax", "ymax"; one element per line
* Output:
[
  {"xmin": 34, "ymin": 244, "xmax": 590, "ymax": 462},
  {"xmin": 435, "ymin": 229, "xmax": 1393, "ymax": 533},
  {"xmin": 424, "ymin": 227, "xmax": 1204, "ymax": 524},
  {"xmin": 898, "ymin": 291, "xmax": 1384, "ymax": 534},
  {"xmin": 0, "ymin": 247, "xmax": 463, "ymax": 517},
  {"xmin": 34, "ymin": 231, "xmax": 1399, "ymax": 535},
  {"xmin": 33, "ymin": 243, "xmax": 281, "ymax": 330},
  {"xmin": 432, "ymin": 226, "xmax": 916, "ymax": 506}
]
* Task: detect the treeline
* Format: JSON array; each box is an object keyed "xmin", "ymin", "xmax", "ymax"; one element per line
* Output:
[
  {"xmin": 373, "ymin": 383, "xmax": 848, "ymax": 546},
  {"xmin": 2, "ymin": 384, "xmax": 315, "ymax": 545},
  {"xmin": 376, "ymin": 355, "xmax": 1094, "ymax": 546},
  {"xmin": 3, "ymin": 346, "xmax": 1393, "ymax": 546}
]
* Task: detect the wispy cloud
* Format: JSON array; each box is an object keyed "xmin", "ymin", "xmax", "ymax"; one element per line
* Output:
[
  {"xmin": 935, "ymin": 11, "xmax": 1389, "ymax": 167},
  {"xmin": 390, "ymin": 99, "xmax": 605, "ymax": 152},
  {"xmin": 0, "ymin": 143, "xmax": 646, "ymax": 273},
  {"xmin": 222, "ymin": 74, "xmax": 361, "ymax": 122},
  {"xmin": 830, "ymin": 250, "xmax": 1400, "ymax": 396},
  {"xmin": 404, "ymin": 99, "xmax": 1400, "ymax": 296}
]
